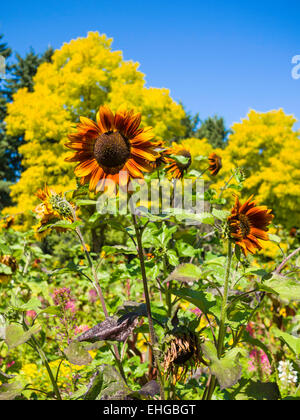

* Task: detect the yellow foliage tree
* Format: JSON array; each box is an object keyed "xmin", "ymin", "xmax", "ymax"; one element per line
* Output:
[
  {"xmin": 213, "ymin": 109, "xmax": 300, "ymax": 227},
  {"xmin": 5, "ymin": 31, "xmax": 185, "ymax": 222}
]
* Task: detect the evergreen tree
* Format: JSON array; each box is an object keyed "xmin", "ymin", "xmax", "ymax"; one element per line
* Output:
[
  {"xmin": 0, "ymin": 40, "xmax": 53, "ymax": 210},
  {"xmin": 0, "ymin": 35, "xmax": 13, "ymax": 209},
  {"xmin": 197, "ymin": 115, "xmax": 231, "ymax": 149}
]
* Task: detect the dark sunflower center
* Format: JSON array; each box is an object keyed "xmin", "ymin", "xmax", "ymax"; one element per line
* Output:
[
  {"xmin": 94, "ymin": 131, "xmax": 131, "ymax": 172},
  {"xmin": 238, "ymin": 214, "xmax": 251, "ymax": 237},
  {"xmin": 177, "ymin": 150, "xmax": 192, "ymax": 170}
]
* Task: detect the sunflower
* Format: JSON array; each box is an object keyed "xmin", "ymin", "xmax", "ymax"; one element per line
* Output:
[
  {"xmin": 228, "ymin": 195, "xmax": 274, "ymax": 256},
  {"xmin": 164, "ymin": 143, "xmax": 192, "ymax": 179},
  {"xmin": 149, "ymin": 140, "xmax": 167, "ymax": 169},
  {"xmin": 163, "ymin": 327, "xmax": 203, "ymax": 383},
  {"xmin": 65, "ymin": 106, "xmax": 159, "ymax": 192},
  {"xmin": 33, "ymin": 186, "xmax": 74, "ymax": 239},
  {"xmin": 208, "ymin": 152, "xmax": 222, "ymax": 176}
]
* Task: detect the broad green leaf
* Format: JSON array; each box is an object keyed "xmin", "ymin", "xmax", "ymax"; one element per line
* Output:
[
  {"xmin": 96, "ymin": 365, "xmax": 134, "ymax": 400},
  {"xmin": 166, "ymin": 250, "xmax": 179, "ymax": 267},
  {"xmin": 260, "ymin": 274, "xmax": 300, "ymax": 302},
  {"xmin": 212, "ymin": 208, "xmax": 230, "ymax": 221},
  {"xmin": 64, "ymin": 342, "xmax": 93, "ymax": 366},
  {"xmin": 168, "ymin": 263, "xmax": 202, "ymax": 283},
  {"xmin": 5, "ymin": 324, "xmax": 41, "ymax": 350},
  {"xmin": 170, "ymin": 288, "xmax": 218, "ymax": 316},
  {"xmin": 202, "ymin": 341, "xmax": 245, "ymax": 389},
  {"xmin": 9, "ymin": 296, "xmax": 41, "ymax": 313},
  {"xmin": 233, "ymin": 380, "xmax": 280, "ymax": 400},
  {"xmin": 272, "ymin": 328, "xmax": 300, "ymax": 356},
  {"xmin": 0, "ymin": 382, "xmax": 24, "ymax": 400}
]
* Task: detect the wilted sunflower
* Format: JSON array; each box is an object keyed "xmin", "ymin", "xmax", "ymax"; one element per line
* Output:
[
  {"xmin": 164, "ymin": 143, "xmax": 192, "ymax": 179},
  {"xmin": 163, "ymin": 327, "xmax": 203, "ymax": 382},
  {"xmin": 33, "ymin": 186, "xmax": 74, "ymax": 239},
  {"xmin": 208, "ymin": 152, "xmax": 222, "ymax": 176},
  {"xmin": 228, "ymin": 195, "xmax": 274, "ymax": 256},
  {"xmin": 65, "ymin": 106, "xmax": 159, "ymax": 191}
]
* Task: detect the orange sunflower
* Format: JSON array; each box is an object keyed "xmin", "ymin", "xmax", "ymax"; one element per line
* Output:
[
  {"xmin": 208, "ymin": 153, "xmax": 222, "ymax": 176},
  {"xmin": 33, "ymin": 186, "xmax": 74, "ymax": 239},
  {"xmin": 164, "ymin": 143, "xmax": 192, "ymax": 179},
  {"xmin": 228, "ymin": 195, "xmax": 274, "ymax": 255},
  {"xmin": 65, "ymin": 106, "xmax": 159, "ymax": 192}
]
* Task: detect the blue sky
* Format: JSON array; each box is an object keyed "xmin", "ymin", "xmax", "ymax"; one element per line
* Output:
[{"xmin": 1, "ymin": 0, "xmax": 300, "ymax": 128}]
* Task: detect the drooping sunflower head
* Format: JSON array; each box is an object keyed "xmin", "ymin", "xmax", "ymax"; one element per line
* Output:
[
  {"xmin": 65, "ymin": 106, "xmax": 159, "ymax": 192},
  {"xmin": 164, "ymin": 143, "xmax": 192, "ymax": 179},
  {"xmin": 227, "ymin": 195, "xmax": 274, "ymax": 256},
  {"xmin": 208, "ymin": 152, "xmax": 222, "ymax": 176},
  {"xmin": 163, "ymin": 326, "xmax": 202, "ymax": 383},
  {"xmin": 33, "ymin": 186, "xmax": 74, "ymax": 239}
]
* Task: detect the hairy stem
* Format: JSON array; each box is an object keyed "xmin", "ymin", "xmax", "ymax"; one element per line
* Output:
[{"xmin": 131, "ymin": 211, "xmax": 165, "ymax": 400}]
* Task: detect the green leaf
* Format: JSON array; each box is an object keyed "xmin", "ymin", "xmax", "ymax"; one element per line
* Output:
[
  {"xmin": 38, "ymin": 306, "xmax": 61, "ymax": 316},
  {"xmin": 96, "ymin": 365, "xmax": 134, "ymax": 400},
  {"xmin": 260, "ymin": 274, "xmax": 300, "ymax": 302},
  {"xmin": 233, "ymin": 380, "xmax": 281, "ymax": 400},
  {"xmin": 0, "ymin": 382, "xmax": 24, "ymax": 400},
  {"xmin": 272, "ymin": 328, "xmax": 300, "ymax": 356},
  {"xmin": 10, "ymin": 296, "xmax": 41, "ymax": 312},
  {"xmin": 5, "ymin": 324, "xmax": 41, "ymax": 350},
  {"xmin": 170, "ymin": 288, "xmax": 218, "ymax": 316},
  {"xmin": 269, "ymin": 234, "xmax": 281, "ymax": 244},
  {"xmin": 168, "ymin": 263, "xmax": 202, "ymax": 283},
  {"xmin": 212, "ymin": 208, "xmax": 230, "ymax": 221},
  {"xmin": 202, "ymin": 341, "xmax": 245, "ymax": 389},
  {"xmin": 166, "ymin": 250, "xmax": 179, "ymax": 267},
  {"xmin": 64, "ymin": 342, "xmax": 93, "ymax": 366}
]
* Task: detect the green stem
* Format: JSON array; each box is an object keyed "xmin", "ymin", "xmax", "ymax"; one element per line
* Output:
[
  {"xmin": 163, "ymin": 255, "xmax": 172, "ymax": 318},
  {"xmin": 29, "ymin": 334, "xmax": 62, "ymax": 400},
  {"xmin": 75, "ymin": 227, "xmax": 125, "ymax": 379},
  {"xmin": 205, "ymin": 239, "xmax": 232, "ymax": 400},
  {"xmin": 131, "ymin": 212, "xmax": 165, "ymax": 400}
]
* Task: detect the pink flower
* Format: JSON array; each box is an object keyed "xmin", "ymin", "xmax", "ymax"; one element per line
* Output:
[
  {"xmin": 88, "ymin": 289, "xmax": 98, "ymax": 303},
  {"xmin": 65, "ymin": 300, "xmax": 76, "ymax": 313},
  {"xmin": 74, "ymin": 325, "xmax": 90, "ymax": 335},
  {"xmin": 248, "ymin": 348, "xmax": 271, "ymax": 376},
  {"xmin": 190, "ymin": 307, "xmax": 202, "ymax": 317},
  {"xmin": 52, "ymin": 287, "xmax": 72, "ymax": 306},
  {"xmin": 26, "ymin": 310, "xmax": 37, "ymax": 319},
  {"xmin": 6, "ymin": 361, "xmax": 15, "ymax": 369}
]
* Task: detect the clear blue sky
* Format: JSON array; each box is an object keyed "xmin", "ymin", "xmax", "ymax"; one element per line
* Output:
[{"xmin": 1, "ymin": 0, "xmax": 300, "ymax": 129}]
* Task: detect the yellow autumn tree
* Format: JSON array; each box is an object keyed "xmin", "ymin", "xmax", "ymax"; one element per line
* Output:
[
  {"xmin": 213, "ymin": 109, "xmax": 300, "ymax": 227},
  {"xmin": 5, "ymin": 31, "xmax": 185, "ymax": 222}
]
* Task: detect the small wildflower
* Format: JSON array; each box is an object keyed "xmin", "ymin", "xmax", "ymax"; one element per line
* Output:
[{"xmin": 278, "ymin": 360, "xmax": 298, "ymax": 387}]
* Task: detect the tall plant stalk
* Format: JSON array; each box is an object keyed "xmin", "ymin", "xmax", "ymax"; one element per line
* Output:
[
  {"xmin": 205, "ymin": 239, "xmax": 232, "ymax": 400},
  {"xmin": 131, "ymin": 210, "xmax": 165, "ymax": 400}
]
